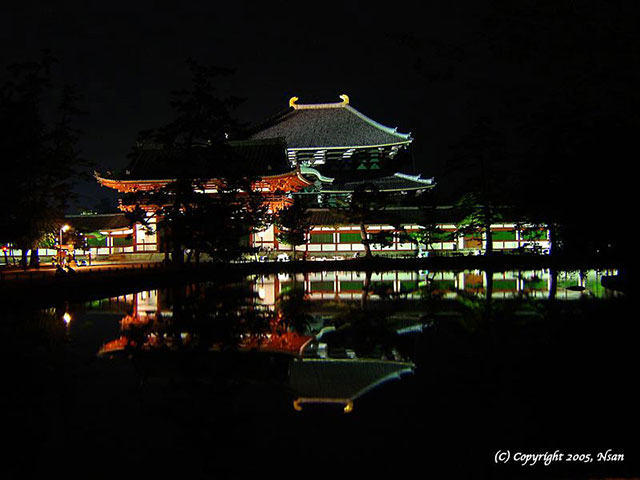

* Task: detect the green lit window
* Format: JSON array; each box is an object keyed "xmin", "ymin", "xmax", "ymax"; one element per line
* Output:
[
  {"xmin": 340, "ymin": 281, "xmax": 364, "ymax": 291},
  {"xmin": 310, "ymin": 233, "xmax": 334, "ymax": 244},
  {"xmin": 339, "ymin": 233, "xmax": 362, "ymax": 243},
  {"xmin": 400, "ymin": 281, "xmax": 417, "ymax": 291},
  {"xmin": 311, "ymin": 281, "xmax": 334, "ymax": 292},
  {"xmin": 494, "ymin": 280, "xmax": 517, "ymax": 290},
  {"xmin": 493, "ymin": 230, "xmax": 517, "ymax": 241}
]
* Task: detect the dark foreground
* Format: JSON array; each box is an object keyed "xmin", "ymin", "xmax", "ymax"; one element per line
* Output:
[{"xmin": 2, "ymin": 291, "xmax": 636, "ymax": 479}]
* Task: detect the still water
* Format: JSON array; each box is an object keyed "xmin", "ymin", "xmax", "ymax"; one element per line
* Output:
[{"xmin": 6, "ymin": 268, "xmax": 634, "ymax": 478}]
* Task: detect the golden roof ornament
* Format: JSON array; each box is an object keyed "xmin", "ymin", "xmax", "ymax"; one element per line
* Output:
[{"xmin": 289, "ymin": 94, "xmax": 350, "ymax": 109}]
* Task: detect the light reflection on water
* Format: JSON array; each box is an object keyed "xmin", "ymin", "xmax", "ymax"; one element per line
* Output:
[
  {"xmin": 86, "ymin": 268, "xmax": 619, "ymax": 312},
  {"xmin": 12, "ymin": 267, "xmax": 630, "ymax": 478},
  {"xmin": 72, "ymin": 268, "xmax": 619, "ymax": 412},
  {"xmin": 255, "ymin": 268, "xmax": 619, "ymax": 305}
]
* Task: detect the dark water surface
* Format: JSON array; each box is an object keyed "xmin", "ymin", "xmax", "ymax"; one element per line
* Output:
[{"xmin": 3, "ymin": 269, "xmax": 636, "ymax": 479}]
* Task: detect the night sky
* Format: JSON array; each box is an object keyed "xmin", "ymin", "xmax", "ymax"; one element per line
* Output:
[{"xmin": 3, "ymin": 1, "xmax": 637, "ymax": 213}]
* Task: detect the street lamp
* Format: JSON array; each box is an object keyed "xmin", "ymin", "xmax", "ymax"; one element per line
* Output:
[{"xmin": 58, "ymin": 224, "xmax": 70, "ymax": 265}]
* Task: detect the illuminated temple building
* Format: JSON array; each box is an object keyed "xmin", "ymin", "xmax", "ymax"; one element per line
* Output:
[
  {"xmin": 88, "ymin": 94, "xmax": 548, "ymax": 259},
  {"xmin": 246, "ymin": 94, "xmax": 413, "ymax": 176}
]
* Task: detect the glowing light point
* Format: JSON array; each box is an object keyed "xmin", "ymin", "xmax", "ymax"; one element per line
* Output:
[
  {"xmin": 289, "ymin": 96, "xmax": 299, "ymax": 108},
  {"xmin": 339, "ymin": 94, "xmax": 349, "ymax": 105},
  {"xmin": 63, "ymin": 312, "xmax": 72, "ymax": 325}
]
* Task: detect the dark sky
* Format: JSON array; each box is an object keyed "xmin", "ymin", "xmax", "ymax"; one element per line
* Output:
[{"xmin": 3, "ymin": 1, "xmax": 637, "ymax": 211}]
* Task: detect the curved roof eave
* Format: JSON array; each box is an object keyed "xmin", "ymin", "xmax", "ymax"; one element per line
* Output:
[
  {"xmin": 288, "ymin": 140, "xmax": 412, "ymax": 151},
  {"xmin": 319, "ymin": 185, "xmax": 435, "ymax": 194},
  {"xmin": 344, "ymin": 105, "xmax": 411, "ymax": 141}
]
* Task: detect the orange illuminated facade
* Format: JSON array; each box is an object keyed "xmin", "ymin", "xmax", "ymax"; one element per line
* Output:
[{"xmin": 95, "ymin": 169, "xmax": 313, "ymax": 212}]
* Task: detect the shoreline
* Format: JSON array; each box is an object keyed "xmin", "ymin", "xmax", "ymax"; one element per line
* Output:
[{"xmin": 0, "ymin": 254, "xmax": 626, "ymax": 308}]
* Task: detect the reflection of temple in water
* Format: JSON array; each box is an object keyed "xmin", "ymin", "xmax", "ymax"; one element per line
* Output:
[
  {"xmin": 88, "ymin": 268, "xmax": 618, "ymax": 320},
  {"xmin": 291, "ymin": 358, "xmax": 414, "ymax": 413},
  {"xmin": 92, "ymin": 268, "xmax": 617, "ymax": 412},
  {"xmin": 87, "ymin": 269, "xmax": 618, "ymax": 322},
  {"xmin": 254, "ymin": 269, "xmax": 618, "ymax": 306},
  {"xmin": 94, "ymin": 278, "xmax": 421, "ymax": 413}
]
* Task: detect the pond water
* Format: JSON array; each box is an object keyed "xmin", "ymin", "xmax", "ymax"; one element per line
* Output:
[{"xmin": 4, "ymin": 268, "xmax": 635, "ymax": 478}]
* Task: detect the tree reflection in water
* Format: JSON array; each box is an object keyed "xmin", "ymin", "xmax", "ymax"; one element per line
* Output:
[
  {"xmin": 94, "ymin": 268, "xmax": 622, "ymax": 414},
  {"xmin": 98, "ymin": 280, "xmax": 418, "ymax": 412}
]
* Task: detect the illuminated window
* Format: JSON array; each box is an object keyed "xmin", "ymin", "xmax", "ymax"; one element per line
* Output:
[
  {"xmin": 309, "ymin": 233, "xmax": 334, "ymax": 244},
  {"xmin": 339, "ymin": 233, "xmax": 362, "ymax": 243},
  {"xmin": 340, "ymin": 281, "xmax": 364, "ymax": 291},
  {"xmin": 493, "ymin": 230, "xmax": 517, "ymax": 241},
  {"xmin": 311, "ymin": 281, "xmax": 334, "ymax": 292}
]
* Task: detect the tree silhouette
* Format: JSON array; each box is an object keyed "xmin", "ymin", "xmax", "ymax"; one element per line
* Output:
[
  {"xmin": 328, "ymin": 184, "xmax": 388, "ymax": 258},
  {"xmin": 448, "ymin": 117, "xmax": 510, "ymax": 255},
  {"xmin": 123, "ymin": 59, "xmax": 268, "ymax": 263},
  {"xmin": 0, "ymin": 52, "xmax": 89, "ymax": 267},
  {"xmin": 274, "ymin": 196, "xmax": 312, "ymax": 261}
]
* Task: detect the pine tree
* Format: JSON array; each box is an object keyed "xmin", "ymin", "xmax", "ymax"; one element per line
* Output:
[
  {"xmin": 123, "ymin": 59, "xmax": 268, "ymax": 263},
  {"xmin": 0, "ymin": 52, "xmax": 89, "ymax": 267},
  {"xmin": 274, "ymin": 197, "xmax": 312, "ymax": 261}
]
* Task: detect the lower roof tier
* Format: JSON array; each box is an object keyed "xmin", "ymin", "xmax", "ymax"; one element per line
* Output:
[{"xmin": 95, "ymin": 170, "xmax": 313, "ymax": 194}]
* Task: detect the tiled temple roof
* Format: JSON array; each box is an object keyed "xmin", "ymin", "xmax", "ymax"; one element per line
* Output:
[
  {"xmin": 320, "ymin": 173, "xmax": 434, "ymax": 193},
  {"xmin": 246, "ymin": 95, "xmax": 412, "ymax": 149}
]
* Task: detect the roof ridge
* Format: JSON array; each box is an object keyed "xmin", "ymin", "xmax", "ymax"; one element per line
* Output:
[
  {"xmin": 247, "ymin": 94, "xmax": 413, "ymax": 148},
  {"xmin": 289, "ymin": 94, "xmax": 411, "ymax": 140},
  {"xmin": 289, "ymin": 94, "xmax": 350, "ymax": 109}
]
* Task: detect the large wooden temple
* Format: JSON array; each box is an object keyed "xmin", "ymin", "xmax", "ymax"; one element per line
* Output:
[
  {"xmin": 90, "ymin": 95, "xmax": 441, "ymax": 257},
  {"xmin": 96, "ymin": 94, "xmax": 435, "ymax": 198},
  {"xmin": 246, "ymin": 94, "xmax": 413, "ymax": 176},
  {"xmin": 87, "ymin": 94, "xmax": 547, "ymax": 260}
]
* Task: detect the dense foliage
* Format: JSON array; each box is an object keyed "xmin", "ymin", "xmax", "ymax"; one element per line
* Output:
[
  {"xmin": 0, "ymin": 52, "xmax": 89, "ymax": 267},
  {"xmin": 124, "ymin": 60, "xmax": 269, "ymax": 263}
]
